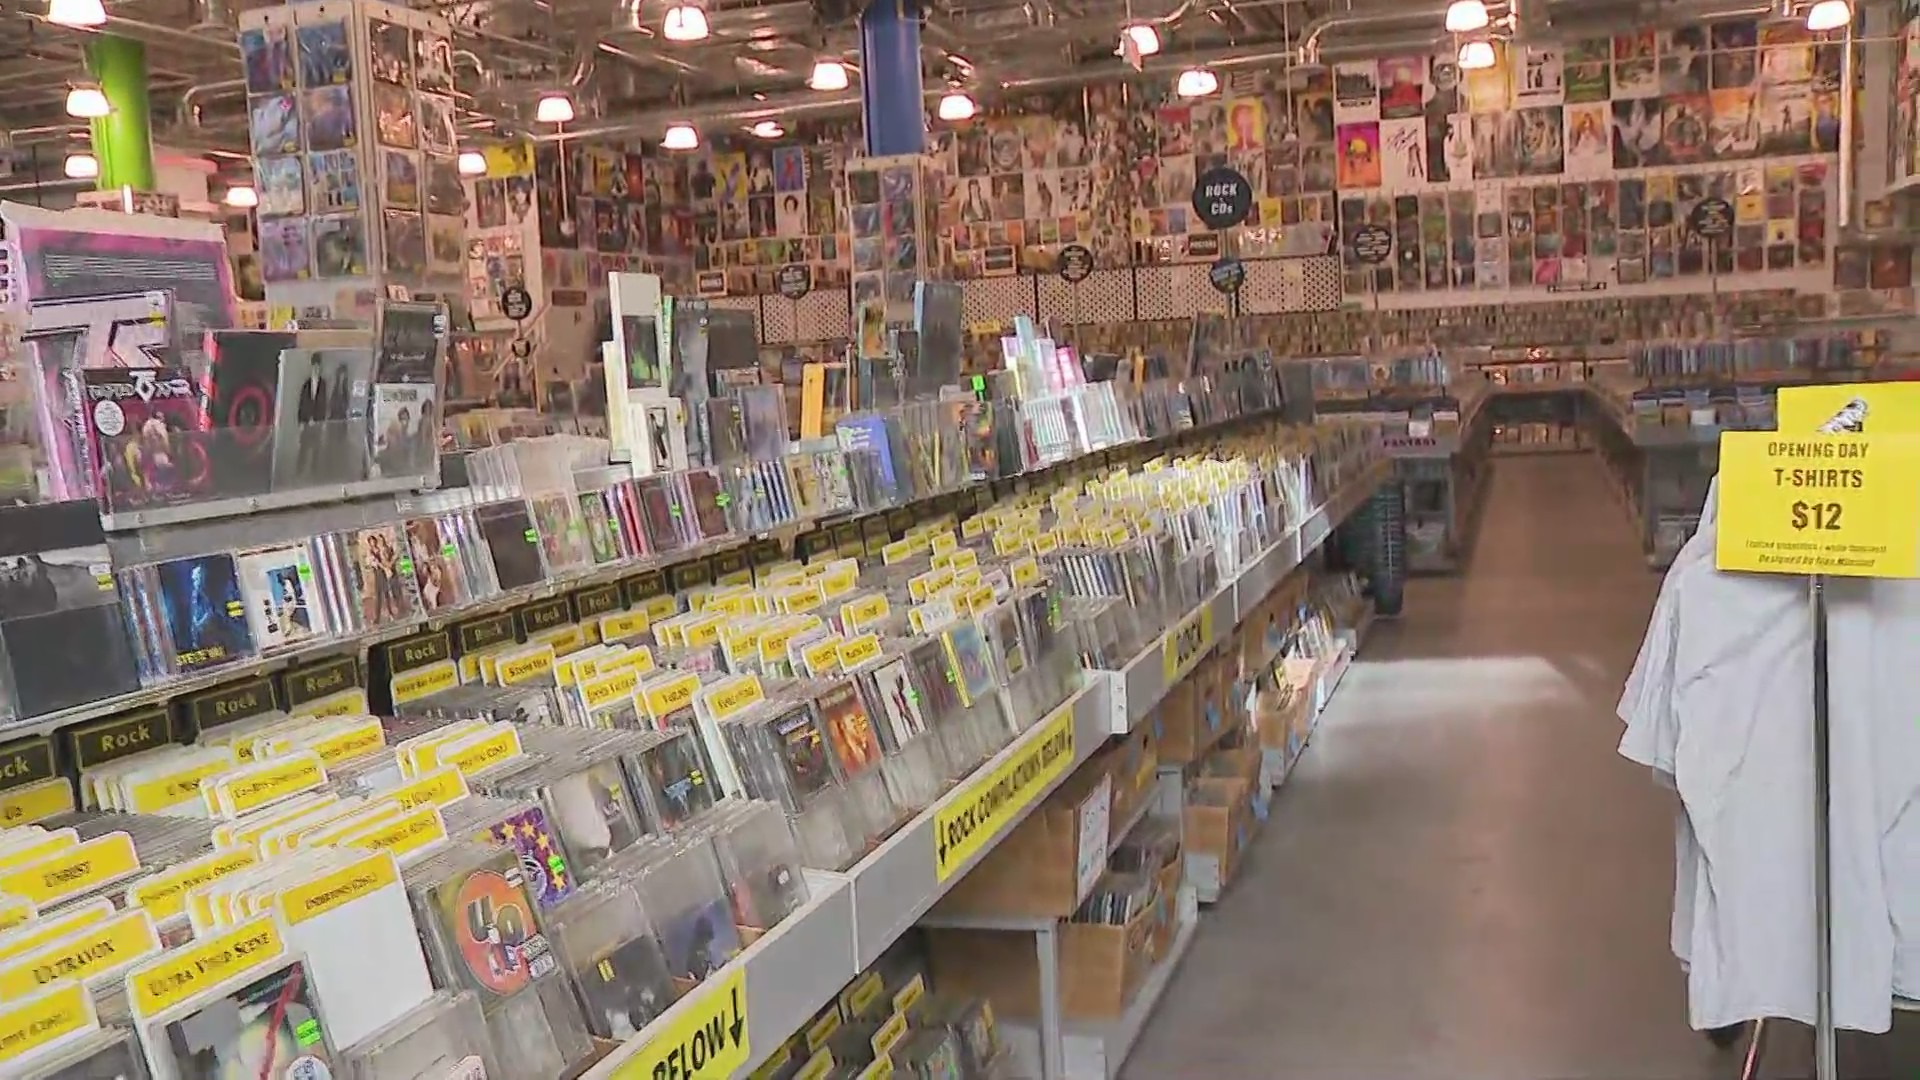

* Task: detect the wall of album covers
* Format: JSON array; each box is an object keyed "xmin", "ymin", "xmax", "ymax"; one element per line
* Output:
[{"xmin": 1890, "ymin": 0, "xmax": 1920, "ymax": 192}]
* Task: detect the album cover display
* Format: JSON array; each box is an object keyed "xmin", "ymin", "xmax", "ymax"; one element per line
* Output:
[
  {"xmin": 375, "ymin": 300, "xmax": 443, "ymax": 383},
  {"xmin": 711, "ymin": 802, "xmax": 810, "ymax": 931},
  {"xmin": 234, "ymin": 542, "xmax": 322, "ymax": 651},
  {"xmin": 868, "ymin": 655, "xmax": 931, "ymax": 750},
  {"xmin": 816, "ymin": 680, "xmax": 885, "ymax": 776},
  {"xmin": 402, "ymin": 516, "xmax": 466, "ymax": 613},
  {"xmin": 256, "ymin": 155, "xmax": 305, "ymax": 218},
  {"xmin": 639, "ymin": 848, "xmax": 741, "ymax": 985},
  {"xmin": 305, "ymin": 85, "xmax": 356, "ymax": 151},
  {"xmin": 78, "ymin": 367, "xmax": 213, "ymax": 513},
  {"xmin": 240, "ymin": 25, "xmax": 294, "ymax": 94},
  {"xmin": 270, "ymin": 347, "xmax": 371, "ymax": 490},
  {"xmin": 308, "ymin": 149, "xmax": 361, "ymax": 213},
  {"xmin": 249, "ymin": 92, "xmax": 299, "ymax": 156},
  {"xmin": 474, "ymin": 500, "xmax": 546, "ymax": 590},
  {"xmin": 528, "ymin": 494, "xmax": 591, "ymax": 574},
  {"xmin": 383, "ymin": 209, "xmax": 427, "ymax": 276},
  {"xmin": 151, "ymin": 552, "xmax": 255, "ymax": 674},
  {"xmin": 0, "ymin": 500, "xmax": 140, "ymax": 720},
  {"xmin": 549, "ymin": 883, "xmax": 678, "ymax": 1040},
  {"xmin": 483, "ymin": 801, "xmax": 574, "ymax": 909},
  {"xmin": 156, "ymin": 957, "xmax": 335, "ymax": 1080},
  {"xmin": 413, "ymin": 844, "xmax": 559, "ymax": 1007},
  {"xmin": 543, "ymin": 761, "xmax": 643, "ymax": 880},
  {"xmin": 204, "ymin": 330, "xmax": 293, "ymax": 497},
  {"xmin": 368, "ymin": 384, "xmax": 437, "ymax": 478},
  {"xmin": 349, "ymin": 524, "xmax": 424, "ymax": 627},
  {"xmin": 312, "ymin": 214, "xmax": 369, "ymax": 278},
  {"xmin": 627, "ymin": 728, "xmax": 717, "ymax": 831}
]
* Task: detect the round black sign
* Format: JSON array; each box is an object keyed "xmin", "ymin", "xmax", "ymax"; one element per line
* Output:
[
  {"xmin": 500, "ymin": 285, "xmax": 533, "ymax": 322},
  {"xmin": 776, "ymin": 264, "xmax": 812, "ymax": 300},
  {"xmin": 1058, "ymin": 244, "xmax": 1094, "ymax": 283},
  {"xmin": 1349, "ymin": 223, "xmax": 1393, "ymax": 265},
  {"xmin": 1688, "ymin": 197, "xmax": 1734, "ymax": 240},
  {"xmin": 1208, "ymin": 257, "xmax": 1246, "ymax": 295},
  {"xmin": 1191, "ymin": 167, "xmax": 1253, "ymax": 231}
]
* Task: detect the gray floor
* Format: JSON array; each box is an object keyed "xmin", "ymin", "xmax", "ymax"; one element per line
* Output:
[{"xmin": 1124, "ymin": 454, "xmax": 1734, "ymax": 1080}]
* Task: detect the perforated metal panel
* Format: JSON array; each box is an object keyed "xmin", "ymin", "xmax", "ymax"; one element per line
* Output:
[
  {"xmin": 1135, "ymin": 266, "xmax": 1177, "ymax": 320},
  {"xmin": 1300, "ymin": 255, "xmax": 1343, "ymax": 311},
  {"xmin": 1037, "ymin": 268, "xmax": 1133, "ymax": 326},
  {"xmin": 962, "ymin": 277, "xmax": 1036, "ymax": 325}
]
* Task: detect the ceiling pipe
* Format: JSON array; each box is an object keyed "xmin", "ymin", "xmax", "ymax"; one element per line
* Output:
[{"xmin": 175, "ymin": 78, "xmax": 246, "ymax": 131}]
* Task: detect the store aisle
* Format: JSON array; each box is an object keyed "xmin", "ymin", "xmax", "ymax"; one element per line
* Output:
[{"xmin": 1125, "ymin": 454, "xmax": 1722, "ymax": 1080}]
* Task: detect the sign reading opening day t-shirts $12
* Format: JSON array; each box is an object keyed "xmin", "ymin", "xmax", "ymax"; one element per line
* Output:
[
  {"xmin": 932, "ymin": 700, "xmax": 1076, "ymax": 881},
  {"xmin": 609, "ymin": 965, "xmax": 747, "ymax": 1080},
  {"xmin": 1715, "ymin": 431, "xmax": 1920, "ymax": 578}
]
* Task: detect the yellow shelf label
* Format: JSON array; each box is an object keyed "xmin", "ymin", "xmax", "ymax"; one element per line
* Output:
[
  {"xmin": 0, "ymin": 832, "xmax": 138, "ymax": 907},
  {"xmin": 0, "ymin": 778, "xmax": 74, "ymax": 829},
  {"xmin": 391, "ymin": 660, "xmax": 458, "ymax": 705},
  {"xmin": 0, "ymin": 908, "xmax": 158, "ymax": 1000},
  {"xmin": 0, "ymin": 982, "xmax": 94, "ymax": 1065},
  {"xmin": 932, "ymin": 702, "xmax": 1076, "ymax": 881},
  {"xmin": 1161, "ymin": 605, "xmax": 1215, "ymax": 683},
  {"xmin": 609, "ymin": 966, "xmax": 748, "ymax": 1080},
  {"xmin": 127, "ymin": 915, "xmax": 284, "ymax": 1018}
]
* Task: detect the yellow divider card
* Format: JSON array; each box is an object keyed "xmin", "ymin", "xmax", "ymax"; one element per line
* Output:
[
  {"xmin": 1716, "ymin": 432, "xmax": 1920, "ymax": 578},
  {"xmin": 0, "ymin": 982, "xmax": 94, "ymax": 1065},
  {"xmin": 1160, "ymin": 605, "xmax": 1215, "ymax": 682},
  {"xmin": 932, "ymin": 700, "xmax": 1076, "ymax": 880},
  {"xmin": 126, "ymin": 916, "xmax": 285, "ymax": 1018},
  {"xmin": 610, "ymin": 965, "xmax": 748, "ymax": 1080}
]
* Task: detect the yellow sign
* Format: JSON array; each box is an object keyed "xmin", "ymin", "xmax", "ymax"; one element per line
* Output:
[
  {"xmin": 341, "ymin": 806, "xmax": 448, "ymax": 861},
  {"xmin": 818, "ymin": 566, "xmax": 859, "ymax": 599},
  {"xmin": 127, "ymin": 916, "xmax": 285, "ymax": 1018},
  {"xmin": 892, "ymin": 973, "xmax": 926, "ymax": 1015},
  {"xmin": 705, "ymin": 676, "xmax": 767, "ymax": 720},
  {"xmin": 216, "ymin": 753, "xmax": 326, "ymax": 817},
  {"xmin": 385, "ymin": 766, "xmax": 468, "ymax": 812},
  {"xmin": 804, "ymin": 1007, "xmax": 842, "ymax": 1051},
  {"xmin": 128, "ymin": 757, "xmax": 231, "ymax": 814},
  {"xmin": 442, "ymin": 727, "xmax": 523, "ymax": 777},
  {"xmin": 932, "ymin": 702, "xmax": 1076, "ymax": 880},
  {"xmin": 0, "ymin": 897, "xmax": 31, "ymax": 933},
  {"xmin": 881, "ymin": 539, "xmax": 915, "ymax": 566},
  {"xmin": 295, "ymin": 687, "xmax": 368, "ymax": 720},
  {"xmin": 0, "ymin": 832, "xmax": 139, "ymax": 907},
  {"xmin": 1777, "ymin": 383, "xmax": 1920, "ymax": 435},
  {"xmin": 277, "ymin": 851, "xmax": 399, "ymax": 926},
  {"xmin": 608, "ymin": 966, "xmax": 748, "ymax": 1080},
  {"xmin": 129, "ymin": 848, "xmax": 258, "ymax": 923},
  {"xmin": 497, "ymin": 645, "xmax": 557, "ymax": 686},
  {"xmin": 844, "ymin": 971, "xmax": 884, "ymax": 1017},
  {"xmin": 0, "ymin": 900, "xmax": 111, "ymax": 968},
  {"xmin": 0, "ymin": 908, "xmax": 158, "ymax": 999},
  {"xmin": 870, "ymin": 1011, "xmax": 908, "ymax": 1056},
  {"xmin": 1161, "ymin": 605, "xmax": 1215, "ymax": 683},
  {"xmin": 929, "ymin": 532, "xmax": 959, "ymax": 557},
  {"xmin": 644, "ymin": 674, "xmax": 702, "ymax": 719},
  {"xmin": 0, "ymin": 778, "xmax": 73, "ymax": 827},
  {"xmin": 841, "ymin": 594, "xmax": 890, "ymax": 633},
  {"xmin": 310, "ymin": 719, "xmax": 386, "ymax": 768},
  {"xmin": 1010, "ymin": 557, "xmax": 1043, "ymax": 588},
  {"xmin": 0, "ymin": 982, "xmax": 94, "ymax": 1064},
  {"xmin": 837, "ymin": 634, "xmax": 882, "ymax": 670},
  {"xmin": 800, "ymin": 636, "xmax": 844, "ymax": 675},
  {"xmin": 391, "ymin": 660, "xmax": 458, "ymax": 705},
  {"xmin": 581, "ymin": 669, "xmax": 643, "ymax": 712},
  {"xmin": 600, "ymin": 610, "xmax": 651, "ymax": 643},
  {"xmin": 1715, "ymin": 432, "xmax": 1920, "ymax": 578},
  {"xmin": 0, "ymin": 828, "xmax": 74, "ymax": 872}
]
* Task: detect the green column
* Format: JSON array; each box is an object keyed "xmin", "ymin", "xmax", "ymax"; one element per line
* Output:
[{"xmin": 84, "ymin": 35, "xmax": 155, "ymax": 191}]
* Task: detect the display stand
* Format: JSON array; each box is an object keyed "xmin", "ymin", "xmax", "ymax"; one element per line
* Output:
[{"xmin": 845, "ymin": 154, "xmax": 942, "ymax": 379}]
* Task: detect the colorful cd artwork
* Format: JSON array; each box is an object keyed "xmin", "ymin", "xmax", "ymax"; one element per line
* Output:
[
  {"xmin": 258, "ymin": 218, "xmax": 311, "ymax": 283},
  {"xmin": 80, "ymin": 367, "xmax": 214, "ymax": 512},
  {"xmin": 817, "ymin": 681, "xmax": 884, "ymax": 774},
  {"xmin": 383, "ymin": 209, "xmax": 426, "ymax": 276},
  {"xmin": 269, "ymin": 347, "xmax": 371, "ymax": 491},
  {"xmin": 369, "ymin": 383, "xmax": 436, "ymax": 478},
  {"xmin": 349, "ymin": 524, "xmax": 422, "ymax": 626},
  {"xmin": 441, "ymin": 862, "xmax": 545, "ymax": 998},
  {"xmin": 546, "ymin": 762, "xmax": 643, "ymax": 877},
  {"xmin": 487, "ymin": 804, "xmax": 574, "ymax": 909},
  {"xmin": 375, "ymin": 82, "xmax": 417, "ymax": 148},
  {"xmin": 638, "ymin": 732, "xmax": 715, "ymax": 827},
  {"xmin": 239, "ymin": 26, "xmax": 294, "ymax": 93},
  {"xmin": 403, "ymin": 516, "xmax": 465, "ymax": 612},
  {"xmin": 161, "ymin": 960, "xmax": 335, "ymax": 1080},
  {"xmin": 255, "ymin": 155, "xmax": 305, "ymax": 218},
  {"xmin": 312, "ymin": 213, "xmax": 369, "ymax": 278},
  {"xmin": 418, "ymin": 93, "xmax": 457, "ymax": 155},
  {"xmin": 383, "ymin": 148, "xmax": 421, "ymax": 209},
  {"xmin": 306, "ymin": 84, "xmax": 357, "ymax": 151},
  {"xmin": 248, "ymin": 93, "xmax": 300, "ymax": 156},
  {"xmin": 154, "ymin": 552, "xmax": 254, "ymax": 673},
  {"xmin": 297, "ymin": 21, "xmax": 352, "ymax": 87},
  {"xmin": 424, "ymin": 155, "xmax": 464, "ymax": 216},
  {"xmin": 308, "ymin": 148, "xmax": 362, "ymax": 213},
  {"xmin": 415, "ymin": 31, "xmax": 454, "ymax": 94},
  {"xmin": 368, "ymin": 18, "xmax": 412, "ymax": 85}
]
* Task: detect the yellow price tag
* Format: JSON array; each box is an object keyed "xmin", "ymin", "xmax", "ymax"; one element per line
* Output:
[{"xmin": 1715, "ymin": 432, "xmax": 1920, "ymax": 578}]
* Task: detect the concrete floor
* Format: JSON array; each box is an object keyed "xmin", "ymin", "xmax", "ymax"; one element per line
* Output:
[{"xmin": 1123, "ymin": 454, "xmax": 1917, "ymax": 1080}]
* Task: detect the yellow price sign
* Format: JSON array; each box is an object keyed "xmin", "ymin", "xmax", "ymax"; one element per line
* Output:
[
  {"xmin": 1715, "ymin": 432, "xmax": 1920, "ymax": 578},
  {"xmin": 609, "ymin": 966, "xmax": 748, "ymax": 1080},
  {"xmin": 1776, "ymin": 384, "xmax": 1920, "ymax": 435}
]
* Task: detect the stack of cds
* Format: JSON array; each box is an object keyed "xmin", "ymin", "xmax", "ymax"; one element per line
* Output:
[{"xmin": 0, "ymin": 500, "xmax": 141, "ymax": 721}]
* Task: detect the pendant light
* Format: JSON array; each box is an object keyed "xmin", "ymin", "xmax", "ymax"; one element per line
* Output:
[
  {"xmin": 750, "ymin": 119, "xmax": 785, "ymax": 138},
  {"xmin": 64, "ymin": 83, "xmax": 110, "ymax": 118},
  {"xmin": 662, "ymin": 3, "xmax": 709, "ymax": 42},
  {"xmin": 1805, "ymin": 0, "xmax": 1850, "ymax": 30},
  {"xmin": 224, "ymin": 184, "xmax": 258, "ymax": 208},
  {"xmin": 937, "ymin": 91, "xmax": 977, "ymax": 121},
  {"xmin": 809, "ymin": 59, "xmax": 849, "ymax": 91},
  {"xmin": 1444, "ymin": 0, "xmax": 1489, "ymax": 32},
  {"xmin": 662, "ymin": 123, "xmax": 701, "ymax": 150},
  {"xmin": 45, "ymin": 0, "xmax": 105, "ymax": 28},
  {"xmin": 63, "ymin": 152, "xmax": 98, "ymax": 179},
  {"xmin": 535, "ymin": 93, "xmax": 574, "ymax": 123},
  {"xmin": 1175, "ymin": 67, "xmax": 1219, "ymax": 98},
  {"xmin": 457, "ymin": 150, "xmax": 487, "ymax": 176},
  {"xmin": 1458, "ymin": 39, "xmax": 1497, "ymax": 69},
  {"xmin": 1121, "ymin": 24, "xmax": 1161, "ymax": 56}
]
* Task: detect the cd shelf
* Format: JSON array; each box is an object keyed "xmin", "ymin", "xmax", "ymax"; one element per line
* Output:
[{"xmin": 579, "ymin": 460, "xmax": 1392, "ymax": 1080}]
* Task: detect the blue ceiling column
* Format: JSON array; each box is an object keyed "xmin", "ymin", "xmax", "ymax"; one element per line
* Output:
[{"xmin": 858, "ymin": 0, "xmax": 926, "ymax": 156}]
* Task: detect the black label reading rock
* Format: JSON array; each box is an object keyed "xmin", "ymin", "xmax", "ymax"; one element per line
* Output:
[
  {"xmin": 282, "ymin": 655, "xmax": 360, "ymax": 709},
  {"xmin": 517, "ymin": 596, "xmax": 573, "ymax": 637},
  {"xmin": 454, "ymin": 612, "xmax": 518, "ymax": 655},
  {"xmin": 385, "ymin": 630, "xmax": 453, "ymax": 674},
  {"xmin": 184, "ymin": 678, "xmax": 277, "ymax": 735}
]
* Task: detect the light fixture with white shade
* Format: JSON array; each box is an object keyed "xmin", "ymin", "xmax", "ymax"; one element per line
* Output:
[
  {"xmin": 224, "ymin": 184, "xmax": 258, "ymax": 208},
  {"xmin": 457, "ymin": 150, "xmax": 487, "ymax": 176},
  {"xmin": 809, "ymin": 59, "xmax": 849, "ymax": 91},
  {"xmin": 1122, "ymin": 24, "xmax": 1161, "ymax": 56},
  {"xmin": 750, "ymin": 119, "xmax": 784, "ymax": 138},
  {"xmin": 662, "ymin": 3, "xmax": 709, "ymax": 41},
  {"xmin": 662, "ymin": 122, "xmax": 701, "ymax": 150},
  {"xmin": 63, "ymin": 152, "xmax": 98, "ymax": 179},
  {"xmin": 1458, "ymin": 39, "xmax": 1497, "ymax": 69},
  {"xmin": 535, "ymin": 93, "xmax": 575, "ymax": 123},
  {"xmin": 1444, "ymin": 0, "xmax": 1489, "ymax": 32},
  {"xmin": 1805, "ymin": 0, "xmax": 1850, "ymax": 30},
  {"xmin": 937, "ymin": 91, "xmax": 977, "ymax": 121},
  {"xmin": 46, "ymin": 0, "xmax": 105, "ymax": 28},
  {"xmin": 64, "ymin": 83, "xmax": 109, "ymax": 119},
  {"xmin": 1174, "ymin": 66, "xmax": 1219, "ymax": 98}
]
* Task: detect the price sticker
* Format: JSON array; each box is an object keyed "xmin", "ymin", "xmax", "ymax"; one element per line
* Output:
[{"xmin": 1715, "ymin": 431, "xmax": 1920, "ymax": 578}]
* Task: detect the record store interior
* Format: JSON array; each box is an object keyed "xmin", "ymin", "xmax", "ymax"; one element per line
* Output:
[{"xmin": 1, "ymin": 0, "xmax": 1918, "ymax": 1075}]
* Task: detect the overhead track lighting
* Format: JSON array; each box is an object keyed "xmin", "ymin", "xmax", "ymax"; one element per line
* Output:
[
  {"xmin": 457, "ymin": 150, "xmax": 487, "ymax": 176},
  {"xmin": 1120, "ymin": 24, "xmax": 1161, "ymax": 56},
  {"xmin": 63, "ymin": 152, "xmax": 98, "ymax": 179},
  {"xmin": 662, "ymin": 3, "xmax": 709, "ymax": 41},
  {"xmin": 46, "ymin": 0, "xmax": 105, "ymax": 28},
  {"xmin": 750, "ymin": 119, "xmax": 784, "ymax": 138},
  {"xmin": 64, "ymin": 83, "xmax": 109, "ymax": 118},
  {"xmin": 1174, "ymin": 67, "xmax": 1219, "ymax": 98},
  {"xmin": 809, "ymin": 59, "xmax": 849, "ymax": 91},
  {"xmin": 1458, "ymin": 39, "xmax": 1496, "ymax": 69},
  {"xmin": 224, "ymin": 184, "xmax": 258, "ymax": 208},
  {"xmin": 535, "ymin": 93, "xmax": 574, "ymax": 123},
  {"xmin": 1805, "ymin": 0, "xmax": 1850, "ymax": 30},
  {"xmin": 1444, "ymin": 0, "xmax": 1489, "ymax": 32},
  {"xmin": 662, "ymin": 122, "xmax": 700, "ymax": 150},
  {"xmin": 937, "ymin": 91, "xmax": 977, "ymax": 121}
]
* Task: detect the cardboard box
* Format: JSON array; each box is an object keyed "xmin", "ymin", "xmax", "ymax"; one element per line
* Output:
[
  {"xmin": 937, "ymin": 756, "xmax": 1111, "ymax": 919},
  {"xmin": 1185, "ymin": 776, "xmax": 1253, "ymax": 895},
  {"xmin": 1153, "ymin": 677, "xmax": 1202, "ymax": 764},
  {"xmin": 927, "ymin": 886, "xmax": 1159, "ymax": 1021},
  {"xmin": 1148, "ymin": 839, "xmax": 1184, "ymax": 959},
  {"xmin": 1105, "ymin": 722, "xmax": 1159, "ymax": 825}
]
